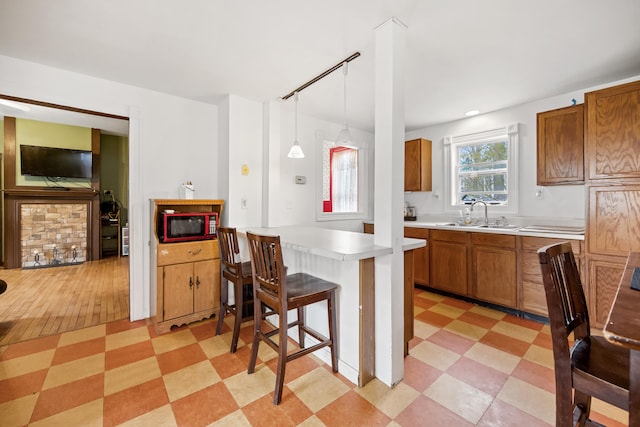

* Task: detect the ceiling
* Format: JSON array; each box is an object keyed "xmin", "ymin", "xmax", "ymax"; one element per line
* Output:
[{"xmin": 0, "ymin": 0, "xmax": 639, "ymax": 132}]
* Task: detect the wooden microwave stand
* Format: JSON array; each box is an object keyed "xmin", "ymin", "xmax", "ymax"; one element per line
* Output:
[{"xmin": 150, "ymin": 199, "xmax": 224, "ymax": 334}]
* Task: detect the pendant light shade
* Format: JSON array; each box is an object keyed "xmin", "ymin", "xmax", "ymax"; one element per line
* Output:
[
  {"xmin": 335, "ymin": 62, "xmax": 355, "ymax": 147},
  {"xmin": 288, "ymin": 92, "xmax": 305, "ymax": 159}
]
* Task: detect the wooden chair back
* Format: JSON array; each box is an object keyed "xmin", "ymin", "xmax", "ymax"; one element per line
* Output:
[
  {"xmin": 217, "ymin": 226, "xmax": 243, "ymax": 278},
  {"xmin": 246, "ymin": 232, "xmax": 287, "ymax": 312},
  {"xmin": 538, "ymin": 241, "xmax": 590, "ymax": 344},
  {"xmin": 538, "ymin": 241, "xmax": 630, "ymax": 426}
]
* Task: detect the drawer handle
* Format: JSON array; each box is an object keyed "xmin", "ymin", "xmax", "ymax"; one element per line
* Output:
[
  {"xmin": 188, "ymin": 248, "xmax": 202, "ymax": 255},
  {"xmin": 189, "ymin": 277, "xmax": 194, "ymax": 288},
  {"xmin": 196, "ymin": 276, "xmax": 201, "ymax": 288}
]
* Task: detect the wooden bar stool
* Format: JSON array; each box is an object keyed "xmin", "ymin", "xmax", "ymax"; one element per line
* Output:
[
  {"xmin": 216, "ymin": 227, "xmax": 254, "ymax": 353},
  {"xmin": 245, "ymin": 231, "xmax": 339, "ymax": 405},
  {"xmin": 538, "ymin": 242, "xmax": 629, "ymax": 426}
]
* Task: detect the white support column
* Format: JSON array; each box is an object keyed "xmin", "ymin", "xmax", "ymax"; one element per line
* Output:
[
  {"xmin": 262, "ymin": 100, "xmax": 282, "ymax": 228},
  {"xmin": 373, "ymin": 17, "xmax": 408, "ymax": 386}
]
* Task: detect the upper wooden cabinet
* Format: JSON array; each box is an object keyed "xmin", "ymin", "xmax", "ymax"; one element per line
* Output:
[
  {"xmin": 585, "ymin": 79, "xmax": 640, "ymax": 182},
  {"xmin": 536, "ymin": 104, "xmax": 584, "ymax": 185},
  {"xmin": 405, "ymin": 138, "xmax": 432, "ymax": 192}
]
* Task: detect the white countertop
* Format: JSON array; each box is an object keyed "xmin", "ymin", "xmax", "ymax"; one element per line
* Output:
[
  {"xmin": 402, "ymin": 221, "xmax": 585, "ymax": 240},
  {"xmin": 238, "ymin": 226, "xmax": 425, "ymax": 262},
  {"xmin": 365, "ymin": 215, "xmax": 585, "ymax": 241}
]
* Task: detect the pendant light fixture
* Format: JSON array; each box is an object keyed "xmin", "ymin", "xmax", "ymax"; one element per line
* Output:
[
  {"xmin": 287, "ymin": 91, "xmax": 305, "ymax": 159},
  {"xmin": 335, "ymin": 61, "xmax": 355, "ymax": 147}
]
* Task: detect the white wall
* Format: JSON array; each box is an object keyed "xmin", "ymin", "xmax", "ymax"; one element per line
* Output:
[
  {"xmin": 225, "ymin": 94, "xmax": 264, "ymax": 228},
  {"xmin": 0, "ymin": 55, "xmax": 219, "ymax": 321},
  {"xmin": 404, "ymin": 74, "xmax": 640, "ymax": 221},
  {"xmin": 276, "ymin": 103, "xmax": 375, "ymax": 232}
]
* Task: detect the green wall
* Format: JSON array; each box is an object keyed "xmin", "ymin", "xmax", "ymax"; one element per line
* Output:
[{"xmin": 100, "ymin": 134, "xmax": 129, "ymax": 225}]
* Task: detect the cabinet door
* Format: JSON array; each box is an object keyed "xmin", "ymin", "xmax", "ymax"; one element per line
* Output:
[
  {"xmin": 163, "ymin": 263, "xmax": 194, "ymax": 320},
  {"xmin": 520, "ymin": 236, "xmax": 584, "ymax": 316},
  {"xmin": 588, "ymin": 185, "xmax": 640, "ymax": 256},
  {"xmin": 537, "ymin": 104, "xmax": 584, "ymax": 185},
  {"xmin": 193, "ymin": 259, "xmax": 219, "ymax": 313},
  {"xmin": 405, "ymin": 227, "xmax": 429, "ymax": 286},
  {"xmin": 404, "ymin": 138, "xmax": 432, "ymax": 192},
  {"xmin": 586, "ymin": 80, "xmax": 640, "ymax": 181},
  {"xmin": 588, "ymin": 255, "xmax": 625, "ymax": 328},
  {"xmin": 430, "ymin": 240, "xmax": 467, "ymax": 295},
  {"xmin": 471, "ymin": 246, "xmax": 516, "ymax": 308}
]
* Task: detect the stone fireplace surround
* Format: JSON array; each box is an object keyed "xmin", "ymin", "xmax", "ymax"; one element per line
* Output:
[
  {"xmin": 4, "ymin": 189, "xmax": 100, "ymax": 269},
  {"xmin": 21, "ymin": 203, "xmax": 88, "ymax": 268}
]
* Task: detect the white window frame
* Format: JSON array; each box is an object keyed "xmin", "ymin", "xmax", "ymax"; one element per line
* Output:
[
  {"xmin": 443, "ymin": 123, "xmax": 519, "ymax": 215},
  {"xmin": 315, "ymin": 130, "xmax": 369, "ymax": 222}
]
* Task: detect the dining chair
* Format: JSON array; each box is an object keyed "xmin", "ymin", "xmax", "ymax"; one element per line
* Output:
[
  {"xmin": 245, "ymin": 231, "xmax": 338, "ymax": 405},
  {"xmin": 538, "ymin": 242, "xmax": 630, "ymax": 426},
  {"xmin": 216, "ymin": 227, "xmax": 254, "ymax": 353}
]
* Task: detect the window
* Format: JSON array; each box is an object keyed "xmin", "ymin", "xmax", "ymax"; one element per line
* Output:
[
  {"xmin": 323, "ymin": 146, "xmax": 358, "ymax": 212},
  {"xmin": 317, "ymin": 136, "xmax": 368, "ymax": 221},
  {"xmin": 445, "ymin": 124, "xmax": 519, "ymax": 211}
]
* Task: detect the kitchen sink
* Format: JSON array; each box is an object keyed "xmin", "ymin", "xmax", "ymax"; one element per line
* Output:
[{"xmin": 476, "ymin": 224, "xmax": 521, "ymax": 230}]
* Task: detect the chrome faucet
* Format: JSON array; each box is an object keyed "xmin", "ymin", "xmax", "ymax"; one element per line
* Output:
[{"xmin": 471, "ymin": 200, "xmax": 489, "ymax": 225}]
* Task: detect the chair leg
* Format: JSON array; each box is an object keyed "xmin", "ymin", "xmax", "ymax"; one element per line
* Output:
[
  {"xmin": 297, "ymin": 307, "xmax": 305, "ymax": 348},
  {"xmin": 328, "ymin": 290, "xmax": 338, "ymax": 372},
  {"xmin": 247, "ymin": 300, "xmax": 262, "ymax": 375},
  {"xmin": 554, "ymin": 373, "xmax": 575, "ymax": 427},
  {"xmin": 216, "ymin": 277, "xmax": 229, "ymax": 336},
  {"xmin": 274, "ymin": 310, "xmax": 288, "ymax": 405},
  {"xmin": 573, "ymin": 391, "xmax": 592, "ymax": 426},
  {"xmin": 229, "ymin": 279, "xmax": 244, "ymax": 353}
]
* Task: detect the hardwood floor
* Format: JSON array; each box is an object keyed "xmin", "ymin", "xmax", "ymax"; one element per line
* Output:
[{"xmin": 0, "ymin": 256, "xmax": 129, "ymax": 346}]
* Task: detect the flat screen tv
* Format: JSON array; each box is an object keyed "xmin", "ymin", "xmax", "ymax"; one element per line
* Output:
[{"xmin": 20, "ymin": 144, "xmax": 93, "ymax": 179}]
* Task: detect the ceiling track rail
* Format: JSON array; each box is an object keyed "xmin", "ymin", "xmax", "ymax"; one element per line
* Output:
[{"xmin": 281, "ymin": 52, "xmax": 361, "ymax": 100}]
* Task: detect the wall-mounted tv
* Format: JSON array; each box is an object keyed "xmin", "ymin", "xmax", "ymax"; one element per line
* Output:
[{"xmin": 20, "ymin": 144, "xmax": 93, "ymax": 179}]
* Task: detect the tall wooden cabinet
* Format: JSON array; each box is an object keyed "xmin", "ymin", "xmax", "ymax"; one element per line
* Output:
[
  {"xmin": 150, "ymin": 199, "xmax": 224, "ymax": 333},
  {"xmin": 586, "ymin": 80, "xmax": 640, "ymax": 181},
  {"xmin": 585, "ymin": 79, "xmax": 640, "ymax": 327},
  {"xmin": 536, "ymin": 104, "xmax": 584, "ymax": 185},
  {"xmin": 405, "ymin": 138, "xmax": 432, "ymax": 192}
]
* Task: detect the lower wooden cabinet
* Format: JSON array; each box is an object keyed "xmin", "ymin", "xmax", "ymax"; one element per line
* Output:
[
  {"xmin": 519, "ymin": 236, "xmax": 583, "ymax": 317},
  {"xmin": 364, "ymin": 221, "xmax": 594, "ymax": 319},
  {"xmin": 430, "ymin": 230, "xmax": 468, "ymax": 295},
  {"xmin": 155, "ymin": 240, "xmax": 220, "ymax": 333},
  {"xmin": 404, "ymin": 227, "xmax": 429, "ymax": 286},
  {"xmin": 470, "ymin": 233, "xmax": 516, "ymax": 307}
]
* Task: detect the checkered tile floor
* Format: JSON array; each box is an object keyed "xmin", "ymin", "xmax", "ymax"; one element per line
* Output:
[{"xmin": 0, "ymin": 289, "xmax": 629, "ymax": 426}]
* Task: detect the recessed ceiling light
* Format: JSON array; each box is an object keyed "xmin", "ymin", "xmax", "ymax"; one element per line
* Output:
[
  {"xmin": 0, "ymin": 99, "xmax": 31, "ymax": 112},
  {"xmin": 465, "ymin": 110, "xmax": 479, "ymax": 117}
]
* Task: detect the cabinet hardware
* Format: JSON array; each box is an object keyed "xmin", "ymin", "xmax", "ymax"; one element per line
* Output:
[
  {"xmin": 189, "ymin": 277, "xmax": 193, "ymax": 288},
  {"xmin": 188, "ymin": 248, "xmax": 202, "ymax": 255},
  {"xmin": 196, "ymin": 276, "xmax": 200, "ymax": 288}
]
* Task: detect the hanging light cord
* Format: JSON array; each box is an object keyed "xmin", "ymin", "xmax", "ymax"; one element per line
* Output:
[
  {"xmin": 342, "ymin": 62, "xmax": 349, "ymax": 129},
  {"xmin": 294, "ymin": 91, "xmax": 299, "ymax": 141}
]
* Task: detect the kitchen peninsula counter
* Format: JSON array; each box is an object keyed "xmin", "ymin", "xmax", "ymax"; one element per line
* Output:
[{"xmin": 237, "ymin": 226, "xmax": 425, "ymax": 387}]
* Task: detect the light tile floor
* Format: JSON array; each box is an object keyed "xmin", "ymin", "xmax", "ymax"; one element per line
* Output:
[{"xmin": 0, "ymin": 289, "xmax": 629, "ymax": 426}]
